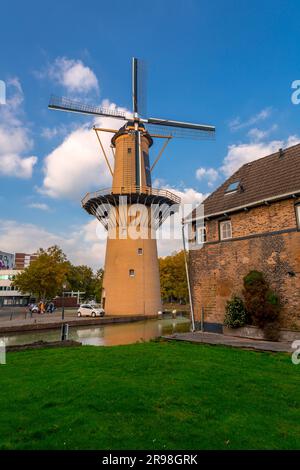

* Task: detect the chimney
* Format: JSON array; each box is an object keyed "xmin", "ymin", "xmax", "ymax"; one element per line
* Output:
[{"xmin": 279, "ymin": 148, "xmax": 284, "ymax": 158}]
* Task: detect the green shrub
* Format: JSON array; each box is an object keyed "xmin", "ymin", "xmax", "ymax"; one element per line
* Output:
[
  {"xmin": 224, "ymin": 296, "xmax": 247, "ymax": 328},
  {"xmin": 243, "ymin": 270, "xmax": 281, "ymax": 341}
]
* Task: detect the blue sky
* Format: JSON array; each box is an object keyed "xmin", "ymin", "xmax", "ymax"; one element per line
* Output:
[{"xmin": 0, "ymin": 0, "xmax": 300, "ymax": 267}]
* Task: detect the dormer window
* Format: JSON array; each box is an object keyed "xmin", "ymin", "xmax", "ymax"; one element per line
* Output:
[{"xmin": 225, "ymin": 181, "xmax": 240, "ymax": 194}]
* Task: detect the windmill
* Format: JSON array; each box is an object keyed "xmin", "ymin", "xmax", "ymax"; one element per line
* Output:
[{"xmin": 48, "ymin": 58, "xmax": 215, "ymax": 316}]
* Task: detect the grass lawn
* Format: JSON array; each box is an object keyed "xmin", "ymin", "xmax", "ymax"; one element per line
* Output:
[{"xmin": 0, "ymin": 341, "xmax": 299, "ymax": 450}]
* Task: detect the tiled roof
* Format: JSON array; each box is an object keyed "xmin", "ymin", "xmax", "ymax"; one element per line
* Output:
[{"xmin": 191, "ymin": 143, "xmax": 300, "ymax": 220}]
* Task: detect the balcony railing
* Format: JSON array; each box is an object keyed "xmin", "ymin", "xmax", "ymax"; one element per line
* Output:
[{"xmin": 82, "ymin": 186, "xmax": 181, "ymax": 206}]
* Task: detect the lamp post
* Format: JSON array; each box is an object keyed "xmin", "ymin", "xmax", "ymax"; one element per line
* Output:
[
  {"xmin": 181, "ymin": 221, "xmax": 196, "ymax": 332},
  {"xmin": 61, "ymin": 283, "xmax": 67, "ymax": 321}
]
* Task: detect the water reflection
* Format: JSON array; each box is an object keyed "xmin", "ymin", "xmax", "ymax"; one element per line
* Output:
[{"xmin": 1, "ymin": 316, "xmax": 190, "ymax": 347}]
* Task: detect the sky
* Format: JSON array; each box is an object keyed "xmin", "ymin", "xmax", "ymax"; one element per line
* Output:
[{"xmin": 0, "ymin": 0, "xmax": 300, "ymax": 268}]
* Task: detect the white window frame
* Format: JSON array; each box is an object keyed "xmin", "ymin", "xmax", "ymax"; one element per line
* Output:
[
  {"xmin": 296, "ymin": 204, "xmax": 300, "ymax": 229},
  {"xmin": 220, "ymin": 220, "xmax": 232, "ymax": 240},
  {"xmin": 197, "ymin": 226, "xmax": 206, "ymax": 244},
  {"xmin": 129, "ymin": 269, "xmax": 135, "ymax": 277}
]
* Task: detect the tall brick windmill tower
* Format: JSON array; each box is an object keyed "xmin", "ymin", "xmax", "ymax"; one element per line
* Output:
[{"xmin": 48, "ymin": 58, "xmax": 215, "ymax": 316}]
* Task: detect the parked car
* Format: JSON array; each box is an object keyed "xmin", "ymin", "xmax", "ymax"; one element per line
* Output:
[
  {"xmin": 29, "ymin": 304, "xmax": 39, "ymax": 314},
  {"xmin": 77, "ymin": 304, "xmax": 105, "ymax": 318}
]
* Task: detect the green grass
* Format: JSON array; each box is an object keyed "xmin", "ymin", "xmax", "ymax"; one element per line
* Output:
[{"xmin": 0, "ymin": 341, "xmax": 299, "ymax": 450}]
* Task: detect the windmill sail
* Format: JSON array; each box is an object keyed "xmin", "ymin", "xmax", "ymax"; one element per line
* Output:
[
  {"xmin": 144, "ymin": 117, "xmax": 215, "ymax": 140},
  {"xmin": 49, "ymin": 95, "xmax": 127, "ymax": 120},
  {"xmin": 132, "ymin": 58, "xmax": 147, "ymax": 117}
]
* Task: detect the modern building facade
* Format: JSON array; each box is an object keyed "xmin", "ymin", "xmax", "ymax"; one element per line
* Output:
[
  {"xmin": 0, "ymin": 251, "xmax": 36, "ymax": 307},
  {"xmin": 188, "ymin": 143, "xmax": 300, "ymax": 331},
  {"xmin": 0, "ymin": 269, "xmax": 31, "ymax": 307}
]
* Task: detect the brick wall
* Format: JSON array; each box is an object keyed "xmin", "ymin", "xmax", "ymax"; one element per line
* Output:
[
  {"xmin": 205, "ymin": 198, "xmax": 299, "ymax": 242},
  {"xmin": 190, "ymin": 198, "xmax": 300, "ymax": 329}
]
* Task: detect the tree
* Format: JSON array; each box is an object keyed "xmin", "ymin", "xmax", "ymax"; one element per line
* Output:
[
  {"xmin": 93, "ymin": 268, "xmax": 104, "ymax": 303},
  {"xmin": 159, "ymin": 251, "xmax": 188, "ymax": 304},
  {"xmin": 66, "ymin": 265, "xmax": 104, "ymax": 302},
  {"xmin": 13, "ymin": 245, "xmax": 69, "ymax": 300},
  {"xmin": 67, "ymin": 264, "xmax": 95, "ymax": 300}
]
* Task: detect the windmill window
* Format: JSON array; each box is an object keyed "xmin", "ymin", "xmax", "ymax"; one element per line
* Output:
[
  {"xmin": 128, "ymin": 148, "xmax": 132, "ymax": 154},
  {"xmin": 129, "ymin": 269, "xmax": 135, "ymax": 277},
  {"xmin": 137, "ymin": 248, "xmax": 143, "ymax": 255},
  {"xmin": 220, "ymin": 220, "xmax": 232, "ymax": 240}
]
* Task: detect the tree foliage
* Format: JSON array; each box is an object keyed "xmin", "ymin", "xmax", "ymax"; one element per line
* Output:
[
  {"xmin": 159, "ymin": 251, "xmax": 188, "ymax": 303},
  {"xmin": 13, "ymin": 246, "xmax": 69, "ymax": 300},
  {"xmin": 13, "ymin": 245, "xmax": 104, "ymax": 302},
  {"xmin": 67, "ymin": 265, "xmax": 103, "ymax": 302}
]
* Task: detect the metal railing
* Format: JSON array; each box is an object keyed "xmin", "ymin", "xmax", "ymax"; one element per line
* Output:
[{"xmin": 82, "ymin": 186, "xmax": 181, "ymax": 206}]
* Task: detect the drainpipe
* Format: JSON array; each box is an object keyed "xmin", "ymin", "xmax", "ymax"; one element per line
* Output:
[{"xmin": 181, "ymin": 220, "xmax": 196, "ymax": 332}]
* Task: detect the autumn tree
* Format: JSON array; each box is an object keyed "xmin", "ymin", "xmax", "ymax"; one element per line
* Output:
[
  {"xmin": 13, "ymin": 245, "xmax": 69, "ymax": 300},
  {"xmin": 159, "ymin": 251, "xmax": 188, "ymax": 304}
]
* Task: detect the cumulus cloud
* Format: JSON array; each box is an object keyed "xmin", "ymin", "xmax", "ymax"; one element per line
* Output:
[
  {"xmin": 0, "ymin": 78, "xmax": 37, "ymax": 178},
  {"xmin": 221, "ymin": 135, "xmax": 300, "ymax": 177},
  {"xmin": 229, "ymin": 107, "xmax": 272, "ymax": 132},
  {"xmin": 195, "ymin": 167, "xmax": 219, "ymax": 187},
  {"xmin": 247, "ymin": 124, "xmax": 278, "ymax": 141},
  {"xmin": 40, "ymin": 103, "xmax": 128, "ymax": 200},
  {"xmin": 41, "ymin": 57, "xmax": 99, "ymax": 94},
  {"xmin": 0, "ymin": 219, "xmax": 107, "ymax": 269},
  {"xmin": 155, "ymin": 185, "xmax": 207, "ymax": 257},
  {"xmin": 41, "ymin": 124, "xmax": 73, "ymax": 140},
  {"xmin": 27, "ymin": 202, "xmax": 51, "ymax": 211}
]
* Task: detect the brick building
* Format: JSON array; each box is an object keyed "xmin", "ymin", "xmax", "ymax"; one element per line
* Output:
[
  {"xmin": 14, "ymin": 252, "xmax": 37, "ymax": 270},
  {"xmin": 187, "ymin": 143, "xmax": 300, "ymax": 331}
]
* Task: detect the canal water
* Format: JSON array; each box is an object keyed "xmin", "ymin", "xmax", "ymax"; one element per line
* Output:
[{"xmin": 1, "ymin": 316, "xmax": 191, "ymax": 347}]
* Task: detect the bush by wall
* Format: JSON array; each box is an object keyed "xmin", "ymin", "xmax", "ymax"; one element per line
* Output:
[
  {"xmin": 224, "ymin": 296, "xmax": 247, "ymax": 328},
  {"xmin": 243, "ymin": 270, "xmax": 281, "ymax": 341}
]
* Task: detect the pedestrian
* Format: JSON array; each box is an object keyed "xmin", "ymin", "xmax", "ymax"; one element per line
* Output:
[{"xmin": 40, "ymin": 301, "xmax": 45, "ymax": 314}]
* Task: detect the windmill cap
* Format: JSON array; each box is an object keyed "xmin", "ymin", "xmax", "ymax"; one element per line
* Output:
[{"xmin": 111, "ymin": 121, "xmax": 153, "ymax": 147}]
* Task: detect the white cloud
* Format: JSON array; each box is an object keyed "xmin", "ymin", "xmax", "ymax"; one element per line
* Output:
[
  {"xmin": 195, "ymin": 167, "xmax": 219, "ymax": 187},
  {"xmin": 0, "ymin": 78, "xmax": 37, "ymax": 178},
  {"xmin": 27, "ymin": 202, "xmax": 51, "ymax": 211},
  {"xmin": 221, "ymin": 135, "xmax": 300, "ymax": 177},
  {"xmin": 1, "ymin": 182, "xmax": 206, "ymax": 267},
  {"xmin": 40, "ymin": 103, "xmax": 128, "ymax": 200},
  {"xmin": 247, "ymin": 124, "xmax": 278, "ymax": 141},
  {"xmin": 41, "ymin": 124, "xmax": 73, "ymax": 140},
  {"xmin": 156, "ymin": 185, "xmax": 207, "ymax": 257},
  {"xmin": 45, "ymin": 57, "xmax": 99, "ymax": 94},
  {"xmin": 0, "ymin": 219, "xmax": 106, "ymax": 269},
  {"xmin": 229, "ymin": 107, "xmax": 272, "ymax": 132}
]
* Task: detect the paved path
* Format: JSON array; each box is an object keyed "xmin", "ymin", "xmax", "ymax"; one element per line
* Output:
[{"xmin": 163, "ymin": 331, "xmax": 294, "ymax": 353}]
